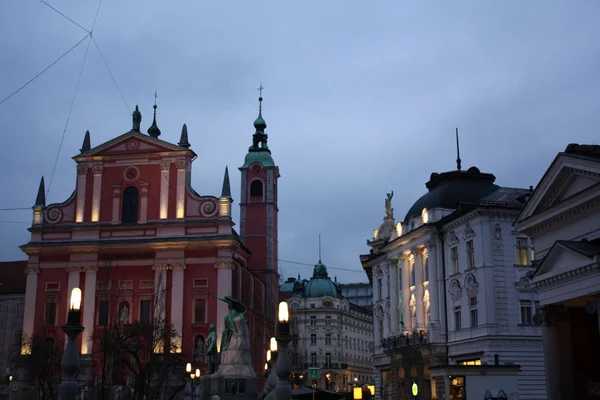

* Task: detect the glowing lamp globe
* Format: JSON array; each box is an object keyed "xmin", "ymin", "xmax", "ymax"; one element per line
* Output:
[
  {"xmin": 278, "ymin": 302, "xmax": 289, "ymax": 322},
  {"xmin": 70, "ymin": 288, "xmax": 82, "ymax": 311},
  {"xmin": 270, "ymin": 337, "xmax": 278, "ymax": 352}
]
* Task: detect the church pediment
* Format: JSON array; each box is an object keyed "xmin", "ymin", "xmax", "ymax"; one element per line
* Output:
[
  {"xmin": 533, "ymin": 241, "xmax": 599, "ymax": 281},
  {"xmin": 515, "ymin": 153, "xmax": 600, "ymax": 226},
  {"xmin": 75, "ymin": 131, "xmax": 187, "ymax": 159}
]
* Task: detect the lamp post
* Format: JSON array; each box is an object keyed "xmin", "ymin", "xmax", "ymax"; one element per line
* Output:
[
  {"xmin": 59, "ymin": 288, "xmax": 84, "ymax": 400},
  {"xmin": 273, "ymin": 302, "xmax": 292, "ymax": 400}
]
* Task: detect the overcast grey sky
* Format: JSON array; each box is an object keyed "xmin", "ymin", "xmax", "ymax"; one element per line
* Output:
[{"xmin": 1, "ymin": 1, "xmax": 599, "ymax": 283}]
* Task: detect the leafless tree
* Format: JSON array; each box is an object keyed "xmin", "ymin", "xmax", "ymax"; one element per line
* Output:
[{"xmin": 21, "ymin": 333, "xmax": 63, "ymax": 400}]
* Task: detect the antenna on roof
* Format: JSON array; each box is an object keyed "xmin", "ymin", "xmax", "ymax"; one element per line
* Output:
[
  {"xmin": 455, "ymin": 127, "xmax": 462, "ymax": 171},
  {"xmin": 318, "ymin": 234, "xmax": 322, "ymax": 262}
]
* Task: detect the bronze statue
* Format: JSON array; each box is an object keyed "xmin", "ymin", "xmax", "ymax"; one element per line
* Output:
[
  {"xmin": 205, "ymin": 324, "xmax": 218, "ymax": 374},
  {"xmin": 217, "ymin": 296, "xmax": 247, "ymax": 352},
  {"xmin": 385, "ymin": 191, "xmax": 394, "ymax": 218},
  {"xmin": 132, "ymin": 105, "xmax": 142, "ymax": 131}
]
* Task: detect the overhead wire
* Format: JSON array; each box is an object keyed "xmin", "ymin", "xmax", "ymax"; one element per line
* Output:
[
  {"xmin": 278, "ymin": 258, "xmax": 365, "ymax": 274},
  {"xmin": 40, "ymin": 0, "xmax": 90, "ymax": 34},
  {"xmin": 92, "ymin": 38, "xmax": 130, "ymax": 113}
]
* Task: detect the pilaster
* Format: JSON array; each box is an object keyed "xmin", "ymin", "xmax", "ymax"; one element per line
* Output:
[
  {"xmin": 159, "ymin": 161, "xmax": 171, "ymax": 219},
  {"xmin": 91, "ymin": 165, "xmax": 103, "ymax": 222},
  {"xmin": 414, "ymin": 248, "xmax": 425, "ymax": 329},
  {"xmin": 75, "ymin": 165, "xmax": 88, "ymax": 223},
  {"xmin": 21, "ymin": 266, "xmax": 40, "ymax": 354},
  {"xmin": 390, "ymin": 259, "xmax": 399, "ymax": 334},
  {"xmin": 82, "ymin": 266, "xmax": 98, "ymax": 354},
  {"xmin": 152, "ymin": 263, "xmax": 170, "ymax": 353},
  {"xmin": 215, "ymin": 261, "xmax": 233, "ymax": 351},
  {"xmin": 111, "ymin": 184, "xmax": 121, "ymax": 224},
  {"xmin": 140, "ymin": 181, "xmax": 149, "ymax": 223},
  {"xmin": 401, "ymin": 253, "xmax": 411, "ymax": 331},
  {"xmin": 426, "ymin": 241, "xmax": 440, "ymax": 325},
  {"xmin": 175, "ymin": 160, "xmax": 187, "ymax": 219},
  {"xmin": 170, "ymin": 263, "xmax": 186, "ymax": 352}
]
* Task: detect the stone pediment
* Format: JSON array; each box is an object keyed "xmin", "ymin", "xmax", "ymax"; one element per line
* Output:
[
  {"xmin": 76, "ymin": 131, "xmax": 187, "ymax": 159},
  {"xmin": 533, "ymin": 241, "xmax": 599, "ymax": 281},
  {"xmin": 515, "ymin": 153, "xmax": 600, "ymax": 226}
]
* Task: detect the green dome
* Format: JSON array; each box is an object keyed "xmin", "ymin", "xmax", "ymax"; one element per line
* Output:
[
  {"xmin": 254, "ymin": 113, "xmax": 267, "ymax": 129},
  {"xmin": 242, "ymin": 150, "xmax": 275, "ymax": 168},
  {"xmin": 304, "ymin": 260, "xmax": 340, "ymax": 298}
]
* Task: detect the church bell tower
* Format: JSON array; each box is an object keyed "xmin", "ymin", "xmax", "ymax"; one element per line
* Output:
[{"xmin": 239, "ymin": 90, "xmax": 279, "ymax": 323}]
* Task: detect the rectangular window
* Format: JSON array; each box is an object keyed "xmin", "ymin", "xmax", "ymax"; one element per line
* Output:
[
  {"xmin": 325, "ymin": 333, "xmax": 331, "ymax": 345},
  {"xmin": 98, "ymin": 300, "xmax": 109, "ymax": 326},
  {"xmin": 466, "ymin": 240, "xmax": 475, "ymax": 269},
  {"xmin": 97, "ymin": 281, "xmax": 111, "ymax": 291},
  {"xmin": 520, "ymin": 300, "xmax": 533, "ymax": 324},
  {"xmin": 423, "ymin": 256, "xmax": 429, "ymax": 282},
  {"xmin": 325, "ymin": 352, "xmax": 331, "ymax": 367},
  {"xmin": 451, "ymin": 247, "xmax": 459, "ymax": 274},
  {"xmin": 470, "ymin": 308, "xmax": 478, "ymax": 328},
  {"xmin": 45, "ymin": 282, "xmax": 60, "ymax": 291},
  {"xmin": 140, "ymin": 300, "xmax": 152, "ymax": 324},
  {"xmin": 45, "ymin": 300, "xmax": 57, "ymax": 327},
  {"xmin": 310, "ymin": 315, "xmax": 316, "ymax": 326},
  {"xmin": 325, "ymin": 315, "xmax": 331, "ymax": 325},
  {"xmin": 459, "ymin": 359, "xmax": 482, "ymax": 366},
  {"xmin": 454, "ymin": 306, "xmax": 462, "ymax": 330},
  {"xmin": 310, "ymin": 303, "xmax": 315, "ymax": 308},
  {"xmin": 377, "ymin": 279, "xmax": 382, "ymax": 300},
  {"xmin": 516, "ymin": 237, "xmax": 529, "ymax": 265},
  {"xmin": 119, "ymin": 280, "xmax": 133, "ymax": 290},
  {"xmin": 310, "ymin": 352, "xmax": 317, "ymax": 366},
  {"xmin": 139, "ymin": 280, "xmax": 154, "ymax": 290},
  {"xmin": 193, "ymin": 278, "xmax": 209, "ymax": 288},
  {"xmin": 194, "ymin": 298, "xmax": 206, "ymax": 323},
  {"xmin": 310, "ymin": 334, "xmax": 317, "ymax": 345}
]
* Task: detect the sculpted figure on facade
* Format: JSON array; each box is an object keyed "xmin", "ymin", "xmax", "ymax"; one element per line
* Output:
[
  {"xmin": 205, "ymin": 324, "xmax": 218, "ymax": 374},
  {"xmin": 132, "ymin": 105, "xmax": 142, "ymax": 131},
  {"xmin": 385, "ymin": 191, "xmax": 394, "ymax": 218}
]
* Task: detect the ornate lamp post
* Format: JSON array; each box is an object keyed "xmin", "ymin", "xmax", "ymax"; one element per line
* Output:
[
  {"xmin": 60, "ymin": 288, "xmax": 84, "ymax": 400},
  {"xmin": 273, "ymin": 302, "xmax": 292, "ymax": 400}
]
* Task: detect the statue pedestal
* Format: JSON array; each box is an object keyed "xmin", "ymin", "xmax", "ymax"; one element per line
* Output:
[{"xmin": 199, "ymin": 348, "xmax": 258, "ymax": 400}]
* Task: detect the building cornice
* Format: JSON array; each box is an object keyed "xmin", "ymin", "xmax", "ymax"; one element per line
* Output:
[
  {"xmin": 441, "ymin": 208, "xmax": 520, "ymax": 232},
  {"xmin": 532, "ymin": 262, "xmax": 600, "ymax": 290}
]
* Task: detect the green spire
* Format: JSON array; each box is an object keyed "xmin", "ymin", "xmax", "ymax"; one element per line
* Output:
[{"xmin": 253, "ymin": 98, "xmax": 267, "ymax": 130}]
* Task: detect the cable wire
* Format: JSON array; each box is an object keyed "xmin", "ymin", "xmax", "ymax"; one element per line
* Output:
[
  {"xmin": 40, "ymin": 0, "xmax": 90, "ymax": 34},
  {"xmin": 0, "ymin": 33, "xmax": 90, "ymax": 107},
  {"xmin": 92, "ymin": 38, "xmax": 130, "ymax": 113},
  {"xmin": 278, "ymin": 258, "xmax": 365, "ymax": 274}
]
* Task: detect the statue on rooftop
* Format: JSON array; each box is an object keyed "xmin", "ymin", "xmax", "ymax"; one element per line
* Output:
[
  {"xmin": 132, "ymin": 105, "xmax": 142, "ymax": 131},
  {"xmin": 385, "ymin": 191, "xmax": 394, "ymax": 219}
]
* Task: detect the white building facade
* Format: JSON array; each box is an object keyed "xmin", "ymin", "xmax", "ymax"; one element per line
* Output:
[
  {"xmin": 515, "ymin": 143, "xmax": 600, "ymax": 400},
  {"xmin": 279, "ymin": 261, "xmax": 374, "ymax": 391},
  {"xmin": 361, "ymin": 166, "xmax": 546, "ymax": 400}
]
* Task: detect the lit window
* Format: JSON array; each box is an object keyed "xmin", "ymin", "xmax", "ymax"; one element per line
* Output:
[
  {"xmin": 516, "ymin": 238, "xmax": 529, "ymax": 265},
  {"xmin": 459, "ymin": 359, "xmax": 482, "ymax": 366},
  {"xmin": 466, "ymin": 240, "xmax": 475, "ymax": 269}
]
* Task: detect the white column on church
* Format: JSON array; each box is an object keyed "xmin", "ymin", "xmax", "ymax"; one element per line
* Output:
[
  {"xmin": 175, "ymin": 160, "xmax": 187, "ymax": 219},
  {"xmin": 82, "ymin": 266, "xmax": 98, "ymax": 354},
  {"xmin": 75, "ymin": 166, "xmax": 88, "ymax": 222},
  {"xmin": 390, "ymin": 259, "xmax": 399, "ymax": 334},
  {"xmin": 153, "ymin": 264, "xmax": 169, "ymax": 352},
  {"xmin": 171, "ymin": 263, "xmax": 185, "ymax": 353},
  {"xmin": 159, "ymin": 161, "xmax": 171, "ymax": 219},
  {"xmin": 140, "ymin": 184, "xmax": 149, "ymax": 223},
  {"xmin": 91, "ymin": 165, "xmax": 103, "ymax": 222},
  {"xmin": 402, "ymin": 253, "xmax": 411, "ymax": 331},
  {"xmin": 112, "ymin": 185, "xmax": 121, "ymax": 224},
  {"xmin": 22, "ymin": 266, "xmax": 40, "ymax": 354},
  {"xmin": 215, "ymin": 261, "xmax": 233, "ymax": 351},
  {"xmin": 414, "ymin": 249, "xmax": 425, "ymax": 329}
]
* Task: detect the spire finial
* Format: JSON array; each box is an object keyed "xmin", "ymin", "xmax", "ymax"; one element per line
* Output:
[
  {"xmin": 455, "ymin": 127, "xmax": 462, "ymax": 171},
  {"xmin": 34, "ymin": 176, "xmax": 46, "ymax": 207},
  {"xmin": 80, "ymin": 130, "xmax": 91, "ymax": 153},
  {"xmin": 178, "ymin": 123, "xmax": 190, "ymax": 148},
  {"xmin": 318, "ymin": 234, "xmax": 322, "ymax": 262},
  {"xmin": 221, "ymin": 166, "xmax": 231, "ymax": 198},
  {"xmin": 147, "ymin": 91, "xmax": 161, "ymax": 138}
]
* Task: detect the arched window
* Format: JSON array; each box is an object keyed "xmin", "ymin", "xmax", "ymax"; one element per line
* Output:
[
  {"xmin": 122, "ymin": 186, "xmax": 139, "ymax": 223},
  {"xmin": 250, "ymin": 180, "xmax": 263, "ymax": 199}
]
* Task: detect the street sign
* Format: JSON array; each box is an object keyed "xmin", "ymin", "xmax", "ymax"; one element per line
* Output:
[{"xmin": 309, "ymin": 368, "xmax": 320, "ymax": 380}]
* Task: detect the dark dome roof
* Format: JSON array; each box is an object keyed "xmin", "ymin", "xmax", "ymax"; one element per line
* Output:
[{"xmin": 404, "ymin": 167, "xmax": 499, "ymax": 223}]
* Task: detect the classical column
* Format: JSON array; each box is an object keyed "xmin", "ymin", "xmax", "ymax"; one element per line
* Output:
[
  {"xmin": 91, "ymin": 165, "xmax": 103, "ymax": 222},
  {"xmin": 159, "ymin": 161, "xmax": 171, "ymax": 219},
  {"xmin": 152, "ymin": 263, "xmax": 170, "ymax": 353},
  {"xmin": 426, "ymin": 242, "xmax": 440, "ymax": 325},
  {"xmin": 82, "ymin": 266, "xmax": 98, "ymax": 355},
  {"xmin": 170, "ymin": 263, "xmax": 186, "ymax": 353},
  {"xmin": 22, "ymin": 266, "xmax": 40, "ymax": 354},
  {"xmin": 140, "ymin": 182, "xmax": 149, "ymax": 223},
  {"xmin": 401, "ymin": 253, "xmax": 411, "ymax": 331},
  {"xmin": 175, "ymin": 160, "xmax": 187, "ymax": 219},
  {"xmin": 414, "ymin": 249, "xmax": 425, "ymax": 329},
  {"xmin": 215, "ymin": 261, "xmax": 233, "ymax": 351},
  {"xmin": 75, "ymin": 166, "xmax": 88, "ymax": 223},
  {"xmin": 390, "ymin": 259, "xmax": 399, "ymax": 334}
]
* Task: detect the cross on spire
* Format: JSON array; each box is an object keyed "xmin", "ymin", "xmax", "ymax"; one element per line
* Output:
[
  {"xmin": 257, "ymin": 83, "xmax": 265, "ymax": 98},
  {"xmin": 154, "ymin": 90, "xmax": 158, "ymax": 106}
]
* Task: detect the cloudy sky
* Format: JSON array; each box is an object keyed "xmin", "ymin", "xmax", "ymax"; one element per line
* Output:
[{"xmin": 1, "ymin": 1, "xmax": 599, "ymax": 283}]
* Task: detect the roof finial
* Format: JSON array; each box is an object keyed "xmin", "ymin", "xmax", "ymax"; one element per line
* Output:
[
  {"xmin": 318, "ymin": 234, "xmax": 322, "ymax": 262},
  {"xmin": 221, "ymin": 166, "xmax": 231, "ymax": 198},
  {"xmin": 80, "ymin": 130, "xmax": 91, "ymax": 153},
  {"xmin": 455, "ymin": 127, "xmax": 462, "ymax": 171},
  {"xmin": 34, "ymin": 176, "xmax": 46, "ymax": 207},
  {"xmin": 132, "ymin": 105, "xmax": 142, "ymax": 131},
  {"xmin": 253, "ymin": 84, "xmax": 267, "ymax": 132},
  {"xmin": 147, "ymin": 91, "xmax": 161, "ymax": 138},
  {"xmin": 178, "ymin": 123, "xmax": 190, "ymax": 148}
]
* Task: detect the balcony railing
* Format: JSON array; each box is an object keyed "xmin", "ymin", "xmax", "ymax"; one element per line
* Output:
[{"xmin": 381, "ymin": 330, "xmax": 428, "ymax": 351}]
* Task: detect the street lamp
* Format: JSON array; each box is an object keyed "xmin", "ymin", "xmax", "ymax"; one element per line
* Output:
[
  {"xmin": 273, "ymin": 301, "xmax": 292, "ymax": 400},
  {"xmin": 60, "ymin": 288, "xmax": 84, "ymax": 400},
  {"xmin": 353, "ymin": 387, "xmax": 363, "ymax": 400}
]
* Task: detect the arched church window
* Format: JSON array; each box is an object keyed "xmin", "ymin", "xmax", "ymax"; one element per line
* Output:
[
  {"xmin": 250, "ymin": 180, "xmax": 263, "ymax": 199},
  {"xmin": 122, "ymin": 186, "xmax": 139, "ymax": 223}
]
